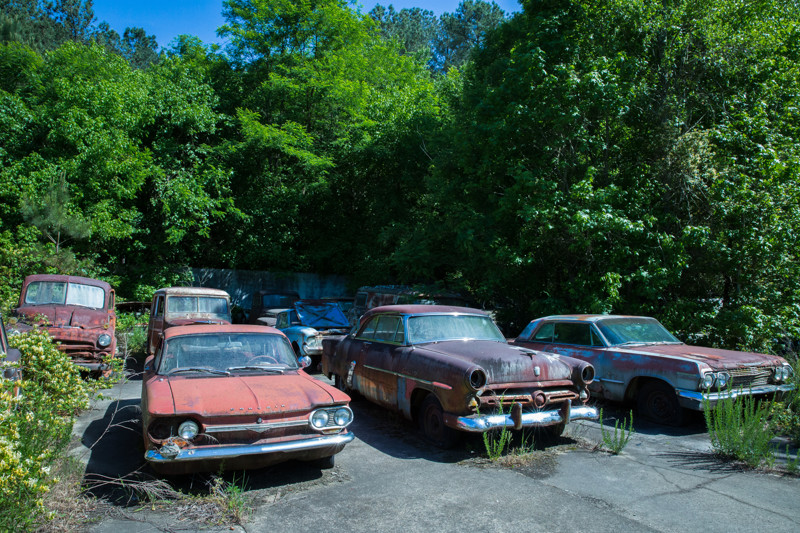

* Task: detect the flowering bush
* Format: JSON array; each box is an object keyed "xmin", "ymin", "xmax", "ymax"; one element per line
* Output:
[{"xmin": 0, "ymin": 329, "xmax": 93, "ymax": 530}]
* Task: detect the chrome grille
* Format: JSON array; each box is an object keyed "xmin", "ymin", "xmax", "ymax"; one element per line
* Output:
[{"xmin": 727, "ymin": 367, "xmax": 771, "ymax": 388}]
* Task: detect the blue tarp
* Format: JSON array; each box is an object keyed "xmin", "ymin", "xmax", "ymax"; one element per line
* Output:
[{"xmin": 295, "ymin": 302, "xmax": 350, "ymax": 329}]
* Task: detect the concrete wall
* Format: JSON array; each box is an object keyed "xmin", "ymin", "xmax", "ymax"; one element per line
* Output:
[{"xmin": 191, "ymin": 268, "xmax": 350, "ymax": 309}]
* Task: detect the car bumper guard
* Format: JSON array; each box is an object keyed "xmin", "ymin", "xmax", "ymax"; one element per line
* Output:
[{"xmin": 451, "ymin": 402, "xmax": 599, "ymax": 432}]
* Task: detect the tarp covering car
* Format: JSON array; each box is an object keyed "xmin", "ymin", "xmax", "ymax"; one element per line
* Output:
[{"xmin": 295, "ymin": 300, "xmax": 350, "ymax": 329}]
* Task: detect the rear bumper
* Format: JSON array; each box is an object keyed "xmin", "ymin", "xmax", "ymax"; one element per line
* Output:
[
  {"xmin": 145, "ymin": 432, "xmax": 354, "ymax": 464},
  {"xmin": 449, "ymin": 402, "xmax": 599, "ymax": 432},
  {"xmin": 676, "ymin": 383, "xmax": 796, "ymax": 410}
]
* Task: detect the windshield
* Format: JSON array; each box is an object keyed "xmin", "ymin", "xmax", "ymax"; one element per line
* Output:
[
  {"xmin": 596, "ymin": 317, "xmax": 681, "ymax": 346},
  {"xmin": 158, "ymin": 332, "xmax": 299, "ymax": 374},
  {"xmin": 406, "ymin": 314, "xmax": 505, "ymax": 344},
  {"xmin": 24, "ymin": 281, "xmax": 105, "ymax": 309},
  {"xmin": 167, "ymin": 296, "xmax": 229, "ymax": 318}
]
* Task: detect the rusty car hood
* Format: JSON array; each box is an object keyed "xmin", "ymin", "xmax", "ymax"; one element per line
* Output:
[
  {"xmin": 150, "ymin": 372, "xmax": 339, "ymax": 416},
  {"xmin": 612, "ymin": 343, "xmax": 785, "ymax": 370},
  {"xmin": 16, "ymin": 304, "xmax": 110, "ymax": 329},
  {"xmin": 415, "ymin": 340, "xmax": 573, "ymax": 383}
]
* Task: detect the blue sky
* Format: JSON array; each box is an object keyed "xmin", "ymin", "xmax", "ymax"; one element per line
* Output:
[{"xmin": 91, "ymin": 1, "xmax": 522, "ymax": 49}]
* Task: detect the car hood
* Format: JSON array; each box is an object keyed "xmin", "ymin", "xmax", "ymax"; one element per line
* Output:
[
  {"xmin": 15, "ymin": 305, "xmax": 110, "ymax": 329},
  {"xmin": 417, "ymin": 340, "xmax": 574, "ymax": 383},
  {"xmin": 148, "ymin": 372, "xmax": 339, "ymax": 417},
  {"xmin": 613, "ymin": 343, "xmax": 786, "ymax": 370}
]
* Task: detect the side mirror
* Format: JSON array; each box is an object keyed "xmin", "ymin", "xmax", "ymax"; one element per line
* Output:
[
  {"xmin": 298, "ymin": 355, "xmax": 312, "ymax": 369},
  {"xmin": 144, "ymin": 355, "xmax": 155, "ymax": 373}
]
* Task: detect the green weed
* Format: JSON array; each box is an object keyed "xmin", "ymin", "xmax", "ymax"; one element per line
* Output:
[
  {"xmin": 599, "ymin": 409, "xmax": 634, "ymax": 454},
  {"xmin": 704, "ymin": 392, "xmax": 776, "ymax": 468}
]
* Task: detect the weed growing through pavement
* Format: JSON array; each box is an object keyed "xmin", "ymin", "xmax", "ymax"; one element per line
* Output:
[
  {"xmin": 785, "ymin": 446, "xmax": 800, "ymax": 474},
  {"xmin": 599, "ymin": 408, "xmax": 634, "ymax": 454},
  {"xmin": 704, "ymin": 391, "xmax": 776, "ymax": 468},
  {"xmin": 481, "ymin": 400, "xmax": 512, "ymax": 460}
]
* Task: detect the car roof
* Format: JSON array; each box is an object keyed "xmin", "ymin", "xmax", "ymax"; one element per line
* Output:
[
  {"xmin": 364, "ymin": 304, "xmax": 487, "ymax": 319},
  {"xmin": 24, "ymin": 274, "xmax": 111, "ymax": 291},
  {"xmin": 156, "ymin": 287, "xmax": 229, "ymax": 297},
  {"xmin": 163, "ymin": 324, "xmax": 284, "ymax": 339},
  {"xmin": 535, "ymin": 314, "xmax": 651, "ymax": 323}
]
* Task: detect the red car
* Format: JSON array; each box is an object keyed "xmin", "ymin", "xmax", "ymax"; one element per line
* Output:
[
  {"xmin": 142, "ymin": 324, "xmax": 354, "ymax": 474},
  {"xmin": 13, "ymin": 274, "xmax": 116, "ymax": 375}
]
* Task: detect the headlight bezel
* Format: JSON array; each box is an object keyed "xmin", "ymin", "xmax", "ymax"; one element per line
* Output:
[
  {"xmin": 309, "ymin": 406, "xmax": 353, "ymax": 430},
  {"xmin": 178, "ymin": 420, "xmax": 199, "ymax": 440},
  {"xmin": 97, "ymin": 333, "xmax": 112, "ymax": 347}
]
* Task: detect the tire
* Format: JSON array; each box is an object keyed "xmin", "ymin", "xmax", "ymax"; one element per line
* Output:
[
  {"xmin": 419, "ymin": 395, "xmax": 460, "ymax": 449},
  {"xmin": 637, "ymin": 381, "xmax": 685, "ymax": 426}
]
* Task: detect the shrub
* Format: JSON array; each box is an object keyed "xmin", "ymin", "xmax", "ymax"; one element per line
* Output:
[
  {"xmin": 0, "ymin": 328, "xmax": 93, "ymax": 530},
  {"xmin": 599, "ymin": 409, "xmax": 634, "ymax": 454},
  {"xmin": 704, "ymin": 393, "xmax": 776, "ymax": 469}
]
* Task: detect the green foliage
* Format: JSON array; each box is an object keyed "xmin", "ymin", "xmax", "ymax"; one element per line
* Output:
[
  {"xmin": 704, "ymin": 394, "xmax": 777, "ymax": 468},
  {"xmin": 1, "ymin": 328, "xmax": 95, "ymax": 529},
  {"xmin": 599, "ymin": 409, "xmax": 634, "ymax": 454}
]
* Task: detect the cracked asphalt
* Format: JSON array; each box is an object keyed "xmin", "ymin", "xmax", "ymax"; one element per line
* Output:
[{"xmin": 71, "ymin": 372, "xmax": 800, "ymax": 532}]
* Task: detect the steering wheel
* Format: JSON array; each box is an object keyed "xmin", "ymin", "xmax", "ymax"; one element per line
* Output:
[{"xmin": 248, "ymin": 355, "xmax": 280, "ymax": 365}]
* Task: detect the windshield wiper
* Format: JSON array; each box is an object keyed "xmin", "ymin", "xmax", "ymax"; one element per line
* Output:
[
  {"xmin": 226, "ymin": 365, "xmax": 286, "ymax": 374},
  {"xmin": 167, "ymin": 367, "xmax": 230, "ymax": 376}
]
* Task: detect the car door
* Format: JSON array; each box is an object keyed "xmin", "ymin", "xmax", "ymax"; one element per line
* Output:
[
  {"xmin": 147, "ymin": 294, "xmax": 165, "ymax": 356},
  {"xmin": 348, "ymin": 314, "xmax": 403, "ymax": 408}
]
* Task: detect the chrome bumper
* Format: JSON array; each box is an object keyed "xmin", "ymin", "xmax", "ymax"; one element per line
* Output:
[
  {"xmin": 452, "ymin": 403, "xmax": 599, "ymax": 432},
  {"xmin": 677, "ymin": 383, "xmax": 796, "ymax": 410},
  {"xmin": 145, "ymin": 433, "xmax": 354, "ymax": 463}
]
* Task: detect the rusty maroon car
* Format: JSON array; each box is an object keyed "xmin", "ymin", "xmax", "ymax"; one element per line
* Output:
[
  {"xmin": 13, "ymin": 274, "xmax": 116, "ymax": 375},
  {"xmin": 512, "ymin": 315, "xmax": 796, "ymax": 425},
  {"xmin": 142, "ymin": 324, "xmax": 354, "ymax": 474},
  {"xmin": 322, "ymin": 305, "xmax": 598, "ymax": 447}
]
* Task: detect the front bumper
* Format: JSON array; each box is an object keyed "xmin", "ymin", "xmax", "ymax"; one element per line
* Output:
[
  {"xmin": 449, "ymin": 402, "xmax": 599, "ymax": 432},
  {"xmin": 677, "ymin": 383, "xmax": 796, "ymax": 410},
  {"xmin": 145, "ymin": 432, "xmax": 354, "ymax": 463}
]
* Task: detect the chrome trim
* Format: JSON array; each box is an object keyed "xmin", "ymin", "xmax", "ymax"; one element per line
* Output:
[
  {"xmin": 454, "ymin": 403, "xmax": 598, "ymax": 432},
  {"xmin": 596, "ymin": 377, "xmax": 624, "ymax": 384},
  {"xmin": 145, "ymin": 433, "xmax": 354, "ymax": 463},
  {"xmin": 676, "ymin": 383, "xmax": 796, "ymax": 408},
  {"xmin": 363, "ymin": 365, "xmax": 452, "ymax": 390},
  {"xmin": 204, "ymin": 419, "xmax": 308, "ymax": 434}
]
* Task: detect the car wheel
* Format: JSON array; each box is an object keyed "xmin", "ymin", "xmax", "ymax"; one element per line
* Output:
[
  {"xmin": 419, "ymin": 395, "xmax": 460, "ymax": 449},
  {"xmin": 637, "ymin": 381, "xmax": 685, "ymax": 426}
]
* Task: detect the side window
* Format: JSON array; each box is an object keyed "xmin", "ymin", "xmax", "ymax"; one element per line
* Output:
[
  {"xmin": 554, "ymin": 323, "xmax": 592, "ymax": 346},
  {"xmin": 394, "ymin": 320, "xmax": 406, "ymax": 344},
  {"xmin": 590, "ymin": 328, "xmax": 605, "ymax": 347},
  {"xmin": 374, "ymin": 316, "xmax": 401, "ymax": 343},
  {"xmin": 532, "ymin": 322, "xmax": 554, "ymax": 342},
  {"xmin": 358, "ymin": 317, "xmax": 379, "ymax": 340},
  {"xmin": 518, "ymin": 321, "xmax": 537, "ymax": 340},
  {"xmin": 154, "ymin": 296, "xmax": 164, "ymax": 318}
]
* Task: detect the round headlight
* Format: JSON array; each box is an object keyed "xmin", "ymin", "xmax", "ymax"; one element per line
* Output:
[
  {"xmin": 581, "ymin": 365, "xmax": 595, "ymax": 385},
  {"xmin": 98, "ymin": 334, "xmax": 112, "ymax": 347},
  {"xmin": 178, "ymin": 420, "xmax": 199, "ymax": 440},
  {"xmin": 468, "ymin": 368, "xmax": 487, "ymax": 390},
  {"xmin": 716, "ymin": 372, "xmax": 729, "ymax": 388},
  {"xmin": 333, "ymin": 407, "xmax": 353, "ymax": 426},
  {"xmin": 701, "ymin": 373, "xmax": 715, "ymax": 389},
  {"xmin": 311, "ymin": 410, "xmax": 329, "ymax": 428},
  {"xmin": 775, "ymin": 367, "xmax": 786, "ymax": 382}
]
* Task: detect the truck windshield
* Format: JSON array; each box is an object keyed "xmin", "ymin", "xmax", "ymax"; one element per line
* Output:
[
  {"xmin": 24, "ymin": 281, "xmax": 105, "ymax": 309},
  {"xmin": 167, "ymin": 296, "xmax": 229, "ymax": 317}
]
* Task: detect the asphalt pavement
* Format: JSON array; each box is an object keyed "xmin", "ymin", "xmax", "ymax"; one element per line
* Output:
[{"xmin": 69, "ymin": 371, "xmax": 800, "ymax": 533}]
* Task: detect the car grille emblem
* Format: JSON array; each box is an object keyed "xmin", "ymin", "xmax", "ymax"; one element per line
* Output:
[{"xmin": 534, "ymin": 366, "xmax": 541, "ymax": 376}]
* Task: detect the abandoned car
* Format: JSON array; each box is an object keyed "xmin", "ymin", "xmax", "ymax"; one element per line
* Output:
[
  {"xmin": 141, "ymin": 324, "xmax": 354, "ymax": 474},
  {"xmin": 322, "ymin": 305, "xmax": 598, "ymax": 447},
  {"xmin": 272, "ymin": 300, "xmax": 351, "ymax": 368},
  {"xmin": 146, "ymin": 287, "xmax": 231, "ymax": 355},
  {"xmin": 349, "ymin": 285, "xmax": 472, "ymax": 325},
  {"xmin": 511, "ymin": 315, "xmax": 796, "ymax": 425},
  {"xmin": 13, "ymin": 274, "xmax": 116, "ymax": 375},
  {"xmin": 248, "ymin": 289, "xmax": 300, "ymax": 325}
]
